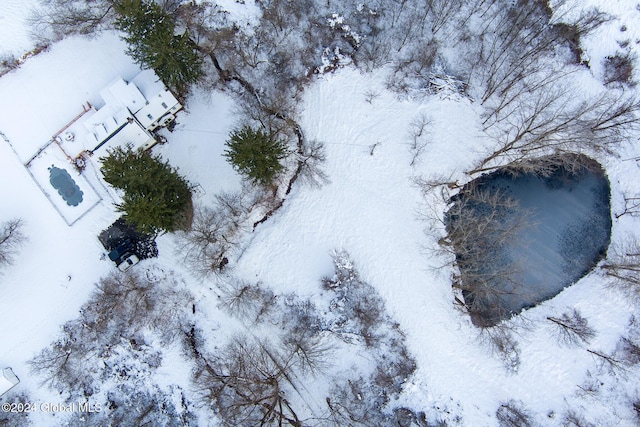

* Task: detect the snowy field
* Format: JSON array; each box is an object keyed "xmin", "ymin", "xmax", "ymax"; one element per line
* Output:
[
  {"xmin": 553, "ymin": 0, "xmax": 640, "ymax": 82},
  {"xmin": 0, "ymin": 1, "xmax": 640, "ymax": 426},
  {"xmin": 0, "ymin": 0, "xmax": 39, "ymax": 57}
]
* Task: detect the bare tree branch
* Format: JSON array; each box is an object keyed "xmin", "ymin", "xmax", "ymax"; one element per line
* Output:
[{"xmin": 0, "ymin": 218, "xmax": 26, "ymax": 268}]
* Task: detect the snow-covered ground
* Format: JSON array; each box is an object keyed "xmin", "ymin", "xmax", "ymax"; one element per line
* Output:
[
  {"xmin": 553, "ymin": 0, "xmax": 640, "ymax": 82},
  {"xmin": 231, "ymin": 67, "xmax": 640, "ymax": 425},
  {"xmin": 1, "ymin": 1, "xmax": 640, "ymax": 426},
  {"xmin": 154, "ymin": 89, "xmax": 244, "ymax": 200},
  {"xmin": 0, "ymin": 0, "xmax": 39, "ymax": 58}
]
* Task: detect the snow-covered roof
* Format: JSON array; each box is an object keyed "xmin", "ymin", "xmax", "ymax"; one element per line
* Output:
[
  {"xmin": 99, "ymin": 78, "xmax": 147, "ymax": 114},
  {"xmin": 95, "ymin": 70, "xmax": 181, "ymax": 131},
  {"xmin": 130, "ymin": 69, "xmax": 166, "ymax": 100},
  {"xmin": 130, "ymin": 69, "xmax": 181, "ymax": 130},
  {"xmin": 91, "ymin": 120, "xmax": 156, "ymax": 157},
  {"xmin": 83, "ymin": 104, "xmax": 130, "ymax": 146},
  {"xmin": 0, "ymin": 368, "xmax": 19, "ymax": 397},
  {"xmin": 135, "ymin": 91, "xmax": 180, "ymax": 129},
  {"xmin": 75, "ymin": 103, "xmax": 155, "ymax": 154}
]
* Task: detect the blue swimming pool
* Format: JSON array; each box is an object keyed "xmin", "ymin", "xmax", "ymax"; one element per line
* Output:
[{"xmin": 49, "ymin": 165, "xmax": 84, "ymax": 207}]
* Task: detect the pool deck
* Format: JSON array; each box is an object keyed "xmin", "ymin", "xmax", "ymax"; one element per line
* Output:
[{"xmin": 25, "ymin": 142, "xmax": 102, "ymax": 226}]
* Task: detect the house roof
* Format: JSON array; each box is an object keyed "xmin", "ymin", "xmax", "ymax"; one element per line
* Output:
[
  {"xmin": 130, "ymin": 69, "xmax": 181, "ymax": 129},
  {"xmin": 100, "ymin": 78, "xmax": 147, "ymax": 114},
  {"xmin": 0, "ymin": 368, "xmax": 19, "ymax": 397},
  {"xmin": 80, "ymin": 103, "xmax": 155, "ymax": 155},
  {"xmin": 83, "ymin": 104, "xmax": 130, "ymax": 147},
  {"xmin": 130, "ymin": 69, "xmax": 167, "ymax": 99},
  {"xmin": 34, "ymin": 69, "xmax": 174, "ymax": 164},
  {"xmin": 135, "ymin": 91, "xmax": 180, "ymax": 129},
  {"xmin": 96, "ymin": 69, "xmax": 181, "ymax": 131},
  {"xmin": 91, "ymin": 120, "xmax": 156, "ymax": 158}
]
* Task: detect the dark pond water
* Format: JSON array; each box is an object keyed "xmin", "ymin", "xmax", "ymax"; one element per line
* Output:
[{"xmin": 446, "ymin": 156, "xmax": 611, "ymax": 325}]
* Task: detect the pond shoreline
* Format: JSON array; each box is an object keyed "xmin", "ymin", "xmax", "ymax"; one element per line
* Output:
[{"xmin": 447, "ymin": 154, "xmax": 612, "ymax": 326}]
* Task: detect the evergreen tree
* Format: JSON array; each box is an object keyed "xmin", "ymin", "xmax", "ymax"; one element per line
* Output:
[
  {"xmin": 224, "ymin": 126, "xmax": 287, "ymax": 186},
  {"xmin": 114, "ymin": 0, "xmax": 202, "ymax": 94},
  {"xmin": 101, "ymin": 146, "xmax": 192, "ymax": 234}
]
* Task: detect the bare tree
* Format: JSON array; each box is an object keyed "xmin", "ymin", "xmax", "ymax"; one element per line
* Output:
[
  {"xmin": 615, "ymin": 194, "xmax": 640, "ymax": 218},
  {"xmin": 0, "ymin": 218, "xmax": 26, "ymax": 268},
  {"xmin": 28, "ymin": 319, "xmax": 97, "ymax": 398},
  {"xmin": 480, "ymin": 67, "xmax": 577, "ymax": 130},
  {"xmin": 547, "ymin": 308, "xmax": 596, "ymax": 346},
  {"xmin": 29, "ymin": 0, "xmax": 116, "ymax": 43},
  {"xmin": 30, "ymin": 269, "xmax": 194, "ymax": 399},
  {"xmin": 0, "ymin": 393, "xmax": 34, "ymax": 427},
  {"xmin": 193, "ymin": 335, "xmax": 304, "ymax": 427},
  {"xmin": 496, "ymin": 400, "xmax": 534, "ymax": 427},
  {"xmin": 603, "ymin": 52, "xmax": 635, "ymax": 86},
  {"xmin": 471, "ymin": 89, "xmax": 640, "ymax": 175},
  {"xmin": 192, "ymin": 250, "xmax": 416, "ymax": 426},
  {"xmin": 322, "ymin": 250, "xmax": 388, "ymax": 346},
  {"xmin": 0, "ymin": 53, "xmax": 19, "ymax": 76},
  {"xmin": 218, "ymin": 278, "xmax": 277, "ymax": 324},
  {"xmin": 463, "ymin": 1, "xmax": 560, "ymax": 105},
  {"xmin": 608, "ymin": 316, "xmax": 640, "ymax": 368},
  {"xmin": 281, "ymin": 331, "xmax": 333, "ymax": 376},
  {"xmin": 562, "ymin": 409, "xmax": 596, "ymax": 427},
  {"xmin": 82, "ymin": 270, "xmax": 193, "ymax": 344},
  {"xmin": 175, "ymin": 191, "xmax": 253, "ymax": 276},
  {"xmin": 462, "ymin": 2, "xmax": 608, "ymax": 111},
  {"xmin": 441, "ymin": 184, "xmax": 534, "ymax": 325},
  {"xmin": 586, "ymin": 348, "xmax": 625, "ymax": 373},
  {"xmin": 324, "ymin": 376, "xmax": 392, "ymax": 427},
  {"xmin": 445, "ymin": 1, "xmax": 623, "ymax": 176},
  {"xmin": 480, "ymin": 326, "xmax": 521, "ymax": 372},
  {"xmin": 296, "ymin": 139, "xmax": 330, "ymax": 189},
  {"xmin": 64, "ymin": 384, "xmax": 197, "ymax": 427},
  {"xmin": 427, "ymin": 0, "xmax": 466, "ymax": 35},
  {"xmin": 407, "ymin": 112, "xmax": 432, "ymax": 166},
  {"xmin": 601, "ymin": 239, "xmax": 640, "ymax": 299},
  {"xmin": 386, "ymin": 39, "xmax": 440, "ymax": 96},
  {"xmin": 552, "ymin": 5, "xmax": 613, "ymax": 50},
  {"xmin": 320, "ymin": 250, "xmax": 417, "ymax": 424},
  {"xmin": 492, "ymin": 152, "xmax": 604, "ymax": 179}
]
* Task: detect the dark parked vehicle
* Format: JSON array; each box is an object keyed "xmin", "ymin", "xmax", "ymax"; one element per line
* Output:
[
  {"xmin": 108, "ymin": 239, "xmax": 134, "ymax": 262},
  {"xmin": 99, "ymin": 218, "xmax": 157, "ymax": 271}
]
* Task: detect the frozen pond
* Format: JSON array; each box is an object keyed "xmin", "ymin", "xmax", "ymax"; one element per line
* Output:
[{"xmin": 447, "ymin": 156, "xmax": 611, "ymax": 325}]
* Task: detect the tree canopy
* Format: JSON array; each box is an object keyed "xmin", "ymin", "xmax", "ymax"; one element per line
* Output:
[
  {"xmin": 224, "ymin": 126, "xmax": 287, "ymax": 186},
  {"xmin": 100, "ymin": 146, "xmax": 192, "ymax": 234},
  {"xmin": 114, "ymin": 0, "xmax": 202, "ymax": 95}
]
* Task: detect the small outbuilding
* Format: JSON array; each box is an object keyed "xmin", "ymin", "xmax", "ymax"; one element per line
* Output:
[{"xmin": 0, "ymin": 368, "xmax": 19, "ymax": 397}]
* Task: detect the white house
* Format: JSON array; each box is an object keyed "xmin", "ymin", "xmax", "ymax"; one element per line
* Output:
[
  {"xmin": 99, "ymin": 69, "xmax": 182, "ymax": 133},
  {"xmin": 129, "ymin": 70, "xmax": 182, "ymax": 131},
  {"xmin": 82, "ymin": 103, "xmax": 157, "ymax": 154},
  {"xmin": 54, "ymin": 69, "xmax": 183, "ymax": 159},
  {"xmin": 0, "ymin": 368, "xmax": 19, "ymax": 397}
]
